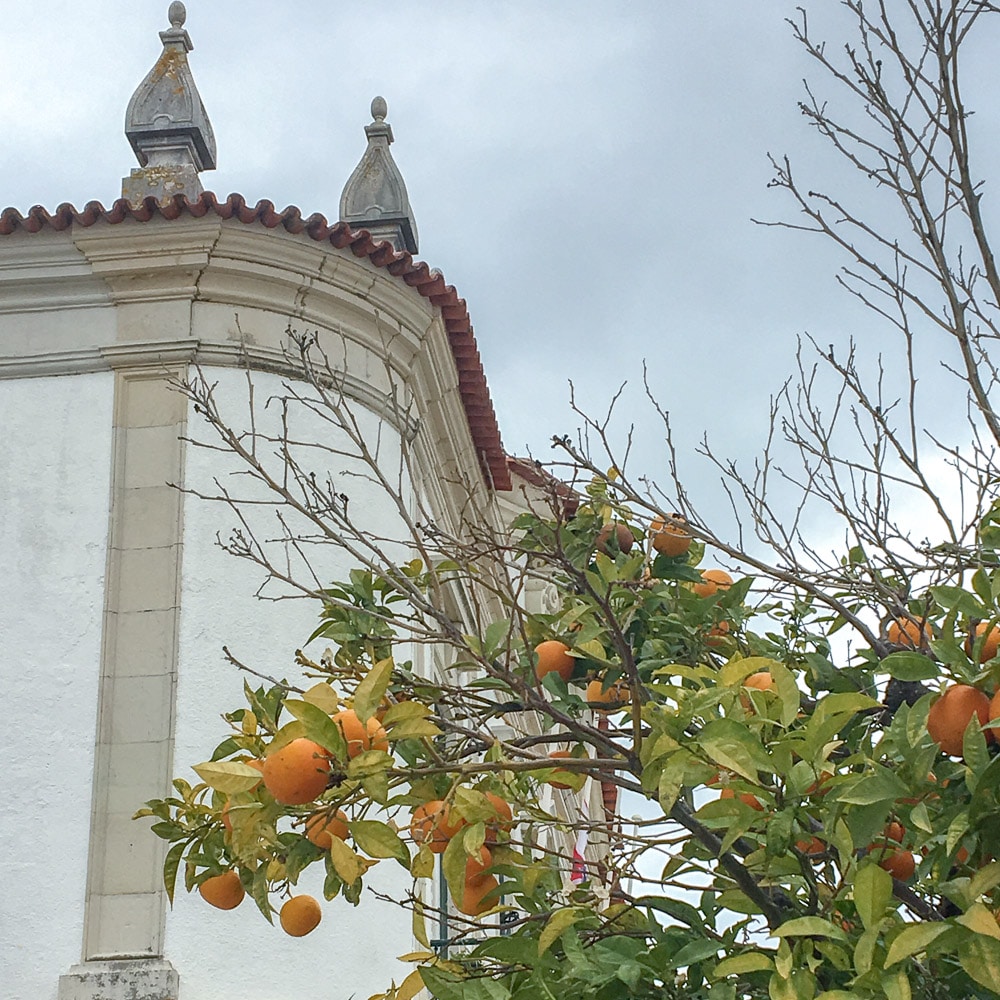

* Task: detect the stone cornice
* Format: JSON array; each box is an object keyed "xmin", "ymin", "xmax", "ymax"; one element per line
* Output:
[{"xmin": 0, "ymin": 338, "xmax": 420, "ymax": 441}]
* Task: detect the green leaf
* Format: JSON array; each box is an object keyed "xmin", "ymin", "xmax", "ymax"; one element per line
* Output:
[
  {"xmin": 353, "ymin": 657, "xmax": 394, "ymax": 723},
  {"xmin": 854, "ymin": 861, "xmax": 893, "ymax": 931},
  {"xmin": 411, "ymin": 844, "xmax": 435, "ymax": 880},
  {"xmin": 969, "ymin": 861, "xmax": 1000, "ymax": 899},
  {"xmin": 960, "ymin": 933, "xmax": 1000, "ymax": 992},
  {"xmin": 668, "ymin": 938, "xmax": 721, "ymax": 970},
  {"xmin": 349, "ymin": 820, "xmax": 410, "ymax": 868},
  {"xmin": 190, "ymin": 760, "xmax": 264, "ymax": 795},
  {"xmin": 835, "ymin": 771, "xmax": 908, "ymax": 806},
  {"xmin": 347, "ymin": 749, "xmax": 393, "ymax": 778},
  {"xmin": 539, "ymin": 907, "xmax": 587, "ymax": 956},
  {"xmin": 884, "ymin": 922, "xmax": 949, "ymax": 967},
  {"xmin": 772, "ymin": 917, "xmax": 847, "ymax": 942},
  {"xmin": 881, "ymin": 651, "xmax": 938, "ymax": 682},
  {"xmin": 162, "ymin": 840, "xmax": 186, "ymax": 905},
  {"xmin": 281, "ymin": 700, "xmax": 348, "ymax": 759},
  {"xmin": 419, "ymin": 966, "xmax": 465, "ymax": 1000},
  {"xmin": 636, "ymin": 895, "xmax": 704, "ymax": 929},
  {"xmin": 930, "ymin": 585, "xmax": 982, "ymax": 617},
  {"xmin": 442, "ymin": 833, "xmax": 470, "ymax": 907},
  {"xmin": 385, "ymin": 719, "xmax": 443, "ymax": 741},
  {"xmin": 699, "ymin": 718, "xmax": 772, "ymax": 781},
  {"xmin": 881, "ymin": 968, "xmax": 912, "ymax": 1000},
  {"xmin": 713, "ymin": 952, "xmax": 774, "ymax": 977},
  {"xmin": 380, "ymin": 700, "xmax": 433, "ymax": 726},
  {"xmin": 412, "ymin": 898, "xmax": 430, "ymax": 948}
]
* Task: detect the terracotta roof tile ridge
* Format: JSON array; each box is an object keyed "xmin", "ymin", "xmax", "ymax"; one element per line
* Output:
[{"xmin": 0, "ymin": 190, "xmax": 510, "ymax": 491}]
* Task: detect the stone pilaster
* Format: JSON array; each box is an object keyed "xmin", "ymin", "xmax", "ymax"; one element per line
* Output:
[{"xmin": 60, "ymin": 367, "xmax": 186, "ymax": 999}]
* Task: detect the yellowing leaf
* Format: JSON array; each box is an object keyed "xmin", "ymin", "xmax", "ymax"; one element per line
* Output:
[
  {"xmin": 396, "ymin": 970, "xmax": 424, "ymax": 1000},
  {"xmin": 385, "ymin": 719, "xmax": 443, "ymax": 741},
  {"xmin": 539, "ymin": 907, "xmax": 587, "ymax": 955},
  {"xmin": 355, "ymin": 657, "xmax": 395, "ymax": 723},
  {"xmin": 328, "ymin": 835, "xmax": 377, "ymax": 884},
  {"xmin": 191, "ymin": 760, "xmax": 264, "ymax": 794},
  {"xmin": 957, "ymin": 902, "xmax": 1000, "ymax": 941},
  {"xmin": 713, "ymin": 953, "xmax": 774, "ymax": 978},
  {"xmin": 303, "ymin": 682, "xmax": 340, "ymax": 714},
  {"xmin": 884, "ymin": 922, "xmax": 949, "ymax": 967},
  {"xmin": 349, "ymin": 820, "xmax": 410, "ymax": 868}
]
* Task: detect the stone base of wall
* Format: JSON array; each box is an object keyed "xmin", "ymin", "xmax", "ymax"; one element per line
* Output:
[{"xmin": 58, "ymin": 960, "xmax": 178, "ymax": 1000}]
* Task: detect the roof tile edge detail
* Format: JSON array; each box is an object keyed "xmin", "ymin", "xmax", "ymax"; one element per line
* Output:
[{"xmin": 0, "ymin": 191, "xmax": 510, "ymax": 491}]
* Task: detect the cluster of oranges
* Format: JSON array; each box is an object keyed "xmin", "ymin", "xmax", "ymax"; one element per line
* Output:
[
  {"xmin": 408, "ymin": 795, "xmax": 513, "ymax": 915},
  {"xmin": 200, "ymin": 707, "xmax": 391, "ymax": 935}
]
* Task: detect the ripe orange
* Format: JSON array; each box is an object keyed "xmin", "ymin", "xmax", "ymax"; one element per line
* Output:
[
  {"xmin": 719, "ymin": 787, "xmax": 764, "ymax": 811},
  {"xmin": 304, "ymin": 808, "xmax": 349, "ymax": 849},
  {"xmin": 484, "ymin": 792, "xmax": 514, "ymax": 840},
  {"xmin": 263, "ymin": 738, "xmax": 331, "ymax": 805},
  {"xmin": 332, "ymin": 709, "xmax": 389, "ymax": 758},
  {"xmin": 796, "ymin": 836, "xmax": 825, "ymax": 856},
  {"xmin": 873, "ymin": 847, "xmax": 916, "ymax": 881},
  {"xmin": 199, "ymin": 871, "xmax": 245, "ymax": 910},
  {"xmin": 884, "ymin": 821, "xmax": 905, "ymax": 844},
  {"xmin": 927, "ymin": 684, "xmax": 992, "ymax": 757},
  {"xmin": 887, "ymin": 617, "xmax": 931, "ymax": 649},
  {"xmin": 989, "ymin": 690, "xmax": 1000, "ymax": 741},
  {"xmin": 280, "ymin": 894, "xmax": 322, "ymax": 936},
  {"xmin": 596, "ymin": 523, "xmax": 634, "ymax": 556},
  {"xmin": 410, "ymin": 800, "xmax": 465, "ymax": 853},
  {"xmin": 586, "ymin": 676, "xmax": 629, "ymax": 711},
  {"xmin": 705, "ymin": 620, "xmax": 730, "ymax": 646},
  {"xmin": 693, "ymin": 569, "xmax": 733, "ymax": 599},
  {"xmin": 650, "ymin": 514, "xmax": 692, "ymax": 557},
  {"xmin": 743, "ymin": 672, "xmax": 773, "ymax": 692},
  {"xmin": 967, "ymin": 622, "xmax": 1000, "ymax": 663},
  {"xmin": 534, "ymin": 640, "xmax": 575, "ymax": 684},
  {"xmin": 458, "ymin": 846, "xmax": 499, "ymax": 916}
]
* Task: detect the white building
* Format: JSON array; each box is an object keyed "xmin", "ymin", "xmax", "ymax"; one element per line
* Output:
[{"xmin": 0, "ymin": 5, "xmax": 517, "ymax": 999}]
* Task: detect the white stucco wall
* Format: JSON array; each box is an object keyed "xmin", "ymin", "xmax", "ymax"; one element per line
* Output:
[
  {"xmin": 168, "ymin": 368, "xmax": 415, "ymax": 1000},
  {"xmin": 0, "ymin": 372, "xmax": 114, "ymax": 1000}
]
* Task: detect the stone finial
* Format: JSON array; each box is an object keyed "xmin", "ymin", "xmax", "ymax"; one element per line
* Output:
[
  {"xmin": 339, "ymin": 97, "xmax": 418, "ymax": 254},
  {"xmin": 121, "ymin": 3, "xmax": 216, "ymax": 206}
]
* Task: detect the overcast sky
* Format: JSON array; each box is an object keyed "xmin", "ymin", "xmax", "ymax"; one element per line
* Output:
[{"xmin": 3, "ymin": 2, "xmax": 998, "ymax": 538}]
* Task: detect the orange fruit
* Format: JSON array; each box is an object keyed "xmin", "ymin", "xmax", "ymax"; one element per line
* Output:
[
  {"xmin": 410, "ymin": 800, "xmax": 465, "ymax": 853},
  {"xmin": 719, "ymin": 787, "xmax": 764, "ymax": 811},
  {"xmin": 595, "ymin": 523, "xmax": 634, "ymax": 556},
  {"xmin": 887, "ymin": 617, "xmax": 931, "ymax": 649},
  {"xmin": 263, "ymin": 738, "xmax": 331, "ymax": 805},
  {"xmin": 198, "ymin": 871, "xmax": 245, "ymax": 910},
  {"xmin": 884, "ymin": 821, "xmax": 905, "ymax": 844},
  {"xmin": 585, "ymin": 676, "xmax": 629, "ymax": 711},
  {"xmin": 693, "ymin": 569, "xmax": 733, "ymax": 599},
  {"xmin": 989, "ymin": 690, "xmax": 1000, "ymax": 741},
  {"xmin": 967, "ymin": 622, "xmax": 1000, "ymax": 663},
  {"xmin": 484, "ymin": 792, "xmax": 514, "ymax": 839},
  {"xmin": 457, "ymin": 847, "xmax": 499, "ymax": 916},
  {"xmin": 873, "ymin": 847, "xmax": 915, "ymax": 881},
  {"xmin": 332, "ymin": 709, "xmax": 389, "ymax": 758},
  {"xmin": 796, "ymin": 836, "xmax": 825, "ymax": 856},
  {"xmin": 304, "ymin": 809, "xmax": 349, "ymax": 848},
  {"xmin": 743, "ymin": 671, "xmax": 773, "ymax": 692},
  {"xmin": 956, "ymin": 846, "xmax": 970, "ymax": 865},
  {"xmin": 534, "ymin": 640, "xmax": 575, "ymax": 684},
  {"xmin": 706, "ymin": 620, "xmax": 730, "ymax": 646},
  {"xmin": 546, "ymin": 750, "xmax": 575, "ymax": 789},
  {"xmin": 927, "ymin": 684, "xmax": 992, "ymax": 757},
  {"xmin": 280, "ymin": 894, "xmax": 322, "ymax": 936},
  {"xmin": 650, "ymin": 514, "xmax": 692, "ymax": 557}
]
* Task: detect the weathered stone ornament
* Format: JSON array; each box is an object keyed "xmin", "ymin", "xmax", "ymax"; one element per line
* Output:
[
  {"xmin": 121, "ymin": 2, "xmax": 216, "ymax": 206},
  {"xmin": 340, "ymin": 97, "xmax": 419, "ymax": 253}
]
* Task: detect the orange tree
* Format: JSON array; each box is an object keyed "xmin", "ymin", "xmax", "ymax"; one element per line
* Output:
[{"xmin": 139, "ymin": 3, "xmax": 1000, "ymax": 999}]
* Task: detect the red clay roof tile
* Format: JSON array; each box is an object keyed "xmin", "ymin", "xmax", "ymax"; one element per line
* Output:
[{"xmin": 0, "ymin": 191, "xmax": 510, "ymax": 490}]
